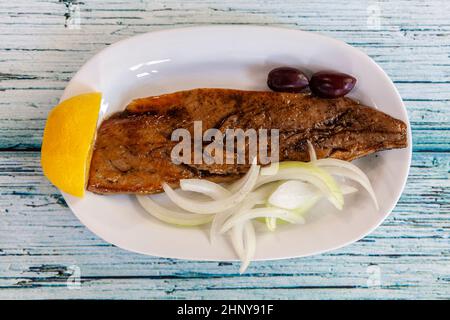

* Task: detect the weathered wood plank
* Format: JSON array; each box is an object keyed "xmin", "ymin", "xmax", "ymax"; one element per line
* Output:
[
  {"xmin": 0, "ymin": 278, "xmax": 448, "ymax": 300},
  {"xmin": 0, "ymin": 151, "xmax": 448, "ymax": 299}
]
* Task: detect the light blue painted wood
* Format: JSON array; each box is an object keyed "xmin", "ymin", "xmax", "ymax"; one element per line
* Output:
[{"xmin": 0, "ymin": 0, "xmax": 449, "ymax": 299}]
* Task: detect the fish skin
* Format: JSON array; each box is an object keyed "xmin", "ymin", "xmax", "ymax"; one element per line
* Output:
[{"xmin": 87, "ymin": 88, "xmax": 407, "ymax": 194}]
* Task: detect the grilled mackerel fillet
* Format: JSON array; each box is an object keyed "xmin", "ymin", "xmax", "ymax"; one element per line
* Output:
[{"xmin": 87, "ymin": 88, "xmax": 407, "ymax": 194}]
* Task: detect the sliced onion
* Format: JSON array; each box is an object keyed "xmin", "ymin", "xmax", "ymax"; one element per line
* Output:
[
  {"xmin": 341, "ymin": 184, "xmax": 358, "ymax": 195},
  {"xmin": 136, "ymin": 195, "xmax": 213, "ymax": 226},
  {"xmin": 135, "ymin": 155, "xmax": 376, "ymax": 274},
  {"xmin": 265, "ymin": 217, "xmax": 277, "ymax": 231},
  {"xmin": 265, "ymin": 183, "xmax": 357, "ymax": 227},
  {"xmin": 183, "ymin": 170, "xmax": 264, "ymax": 243},
  {"xmin": 230, "ymin": 224, "xmax": 245, "ymax": 261},
  {"xmin": 181, "ymin": 179, "xmax": 232, "ymax": 243},
  {"xmin": 315, "ymin": 158, "xmax": 371, "ymax": 185},
  {"xmin": 268, "ymin": 180, "xmax": 319, "ymax": 210},
  {"xmin": 251, "ymin": 181, "xmax": 282, "ymax": 201},
  {"xmin": 210, "ymin": 211, "xmax": 230, "ymax": 244},
  {"xmin": 180, "ymin": 179, "xmax": 231, "ymax": 199},
  {"xmin": 307, "ymin": 140, "xmax": 317, "ymax": 161},
  {"xmin": 290, "ymin": 196, "xmax": 320, "ymax": 216},
  {"xmin": 220, "ymin": 207, "xmax": 304, "ymax": 234},
  {"xmin": 315, "ymin": 158, "xmax": 376, "ymax": 208},
  {"xmin": 227, "ymin": 157, "xmax": 258, "ymax": 193},
  {"xmin": 227, "ymin": 176, "xmax": 246, "ymax": 194},
  {"xmin": 317, "ymin": 163, "xmax": 378, "ymax": 210},
  {"xmin": 268, "ymin": 181, "xmax": 358, "ymax": 211},
  {"xmin": 210, "ymin": 193, "xmax": 260, "ymax": 244},
  {"xmin": 162, "ymin": 162, "xmax": 260, "ymax": 214},
  {"xmin": 258, "ymin": 162, "xmax": 344, "ymax": 210},
  {"xmin": 240, "ymin": 221, "xmax": 256, "ymax": 274}
]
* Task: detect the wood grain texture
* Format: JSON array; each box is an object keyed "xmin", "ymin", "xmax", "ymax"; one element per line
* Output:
[{"xmin": 0, "ymin": 0, "xmax": 449, "ymax": 299}]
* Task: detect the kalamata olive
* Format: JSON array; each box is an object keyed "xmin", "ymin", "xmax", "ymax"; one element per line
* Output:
[
  {"xmin": 309, "ymin": 71, "xmax": 356, "ymax": 98},
  {"xmin": 267, "ymin": 67, "xmax": 309, "ymax": 93}
]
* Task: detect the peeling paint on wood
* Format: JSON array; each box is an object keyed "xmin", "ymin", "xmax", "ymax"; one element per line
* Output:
[{"xmin": 0, "ymin": 0, "xmax": 449, "ymax": 299}]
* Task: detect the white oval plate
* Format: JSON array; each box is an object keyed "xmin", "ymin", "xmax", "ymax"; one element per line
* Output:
[{"xmin": 61, "ymin": 26, "xmax": 412, "ymax": 261}]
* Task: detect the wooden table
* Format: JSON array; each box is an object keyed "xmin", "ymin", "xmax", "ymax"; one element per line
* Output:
[{"xmin": 1, "ymin": 0, "xmax": 449, "ymax": 299}]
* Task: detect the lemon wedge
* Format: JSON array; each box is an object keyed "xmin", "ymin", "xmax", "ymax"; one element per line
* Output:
[{"xmin": 41, "ymin": 92, "xmax": 102, "ymax": 197}]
